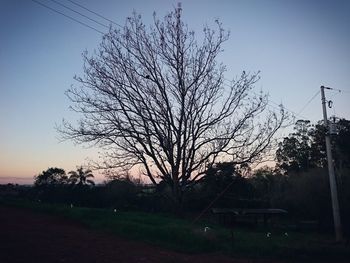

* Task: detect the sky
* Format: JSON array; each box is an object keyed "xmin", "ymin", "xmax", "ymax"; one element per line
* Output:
[{"xmin": 1, "ymin": 0, "xmax": 349, "ymax": 184}]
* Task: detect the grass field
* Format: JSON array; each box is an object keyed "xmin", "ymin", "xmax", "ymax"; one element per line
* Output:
[{"xmin": 2, "ymin": 200, "xmax": 349, "ymax": 262}]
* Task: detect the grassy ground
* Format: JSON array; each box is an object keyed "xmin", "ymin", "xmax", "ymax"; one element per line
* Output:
[{"xmin": 2, "ymin": 199, "xmax": 349, "ymax": 262}]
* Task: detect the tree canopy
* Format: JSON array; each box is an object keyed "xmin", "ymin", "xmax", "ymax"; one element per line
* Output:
[
  {"xmin": 61, "ymin": 5, "xmax": 287, "ymax": 204},
  {"xmin": 34, "ymin": 167, "xmax": 68, "ymax": 187}
]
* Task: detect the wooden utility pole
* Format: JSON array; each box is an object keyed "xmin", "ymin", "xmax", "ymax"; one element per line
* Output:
[{"xmin": 320, "ymin": 85, "xmax": 342, "ymax": 242}]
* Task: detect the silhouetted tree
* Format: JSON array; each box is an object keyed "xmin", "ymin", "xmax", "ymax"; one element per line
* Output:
[
  {"xmin": 103, "ymin": 178, "xmax": 138, "ymax": 208},
  {"xmin": 34, "ymin": 167, "xmax": 68, "ymax": 187},
  {"xmin": 251, "ymin": 166, "xmax": 286, "ymax": 207},
  {"xmin": 277, "ymin": 118, "xmax": 350, "ymax": 173},
  {"xmin": 199, "ymin": 162, "xmax": 252, "ymax": 207},
  {"xmin": 310, "ymin": 118, "xmax": 350, "ymax": 170},
  {"xmin": 68, "ymin": 166, "xmax": 95, "ymax": 186},
  {"xmin": 60, "ymin": 4, "xmax": 287, "ymax": 205},
  {"xmin": 276, "ymin": 120, "xmax": 313, "ymax": 173},
  {"xmin": 275, "ymin": 118, "xmax": 350, "ymax": 226},
  {"xmin": 199, "ymin": 162, "xmax": 236, "ymax": 201}
]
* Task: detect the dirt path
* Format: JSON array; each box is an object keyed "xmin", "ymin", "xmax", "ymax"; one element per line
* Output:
[{"xmin": 0, "ymin": 206, "xmax": 279, "ymax": 263}]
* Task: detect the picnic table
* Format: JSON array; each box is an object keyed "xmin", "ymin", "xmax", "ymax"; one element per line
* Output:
[{"xmin": 212, "ymin": 208, "xmax": 288, "ymax": 226}]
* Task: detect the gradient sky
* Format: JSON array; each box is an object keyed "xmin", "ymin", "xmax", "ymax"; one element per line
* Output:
[{"xmin": 1, "ymin": 0, "xmax": 349, "ymax": 184}]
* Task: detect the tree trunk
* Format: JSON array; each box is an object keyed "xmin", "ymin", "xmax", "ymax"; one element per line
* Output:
[{"xmin": 172, "ymin": 183, "xmax": 184, "ymax": 214}]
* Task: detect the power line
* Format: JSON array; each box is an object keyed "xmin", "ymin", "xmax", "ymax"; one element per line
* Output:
[
  {"xmin": 31, "ymin": 0, "xmax": 104, "ymax": 34},
  {"xmin": 49, "ymin": 0, "xmax": 109, "ymax": 29},
  {"xmin": 297, "ymin": 90, "xmax": 320, "ymax": 116},
  {"xmin": 219, "ymin": 79, "xmax": 298, "ymax": 138},
  {"xmin": 32, "ymin": 0, "xmax": 327, "ymax": 123},
  {"xmin": 31, "ymin": 2, "xmax": 297, "ymax": 144},
  {"xmin": 34, "ymin": 1, "xmax": 301, "ymax": 121},
  {"xmin": 67, "ymin": 0, "xmax": 123, "ymax": 28},
  {"xmin": 31, "ymin": 0, "xmax": 315, "ymax": 122}
]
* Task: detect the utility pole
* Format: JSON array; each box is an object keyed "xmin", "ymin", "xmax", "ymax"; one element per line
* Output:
[{"xmin": 320, "ymin": 85, "xmax": 342, "ymax": 242}]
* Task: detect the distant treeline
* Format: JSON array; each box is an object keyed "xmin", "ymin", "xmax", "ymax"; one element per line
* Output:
[{"xmin": 1, "ymin": 165, "xmax": 349, "ymax": 231}]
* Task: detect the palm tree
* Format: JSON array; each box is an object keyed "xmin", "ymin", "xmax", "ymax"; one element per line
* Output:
[{"xmin": 68, "ymin": 166, "xmax": 95, "ymax": 186}]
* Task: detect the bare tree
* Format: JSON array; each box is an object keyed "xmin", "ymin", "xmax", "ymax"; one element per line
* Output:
[{"xmin": 60, "ymin": 4, "xmax": 287, "ymax": 205}]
